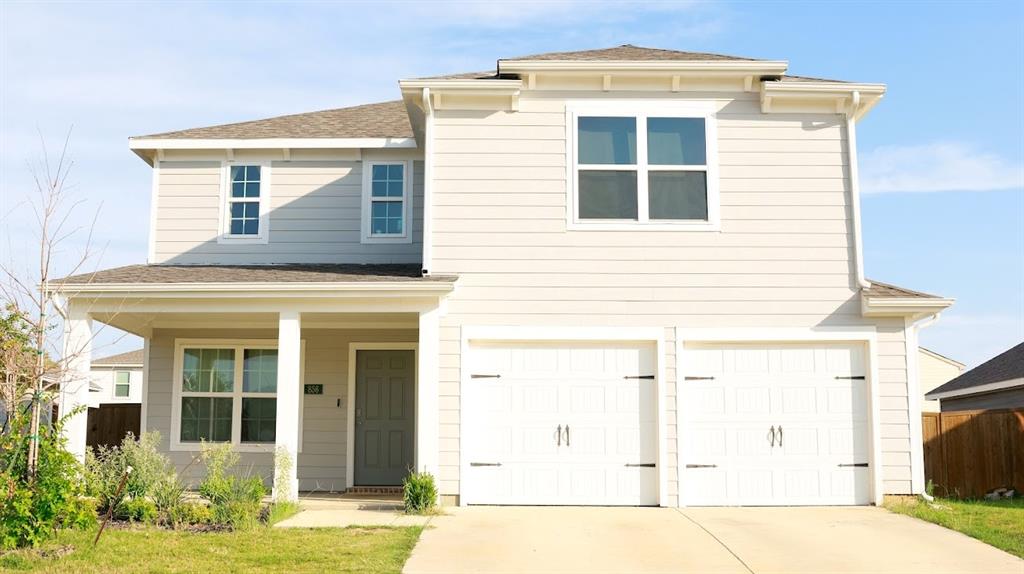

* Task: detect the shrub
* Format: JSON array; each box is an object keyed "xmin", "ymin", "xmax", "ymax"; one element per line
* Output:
[
  {"xmin": 150, "ymin": 472, "xmax": 186, "ymax": 517},
  {"xmin": 0, "ymin": 406, "xmax": 97, "ymax": 549},
  {"xmin": 197, "ymin": 442, "xmax": 267, "ymax": 530},
  {"xmin": 168, "ymin": 501, "xmax": 212, "ymax": 527},
  {"xmin": 84, "ymin": 431, "xmax": 170, "ymax": 514},
  {"xmin": 402, "ymin": 470, "xmax": 438, "ymax": 514},
  {"xmin": 117, "ymin": 497, "xmax": 158, "ymax": 523}
]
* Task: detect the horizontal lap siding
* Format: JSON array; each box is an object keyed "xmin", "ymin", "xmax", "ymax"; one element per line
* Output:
[
  {"xmin": 154, "ymin": 160, "xmax": 424, "ymax": 264},
  {"xmin": 430, "ymin": 94, "xmax": 909, "ymax": 498},
  {"xmin": 146, "ymin": 327, "xmax": 417, "ymax": 490}
]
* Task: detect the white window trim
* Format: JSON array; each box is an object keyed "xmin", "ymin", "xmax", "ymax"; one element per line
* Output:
[
  {"xmin": 361, "ymin": 159, "xmax": 414, "ymax": 244},
  {"xmin": 113, "ymin": 371, "xmax": 131, "ymax": 399},
  {"xmin": 169, "ymin": 338, "xmax": 304, "ymax": 453},
  {"xmin": 565, "ymin": 101, "xmax": 720, "ymax": 231},
  {"xmin": 217, "ymin": 160, "xmax": 272, "ymax": 245}
]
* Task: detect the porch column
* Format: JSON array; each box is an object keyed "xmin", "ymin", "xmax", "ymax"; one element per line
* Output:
[
  {"xmin": 61, "ymin": 302, "xmax": 92, "ymax": 462},
  {"xmin": 274, "ymin": 311, "xmax": 301, "ymax": 501},
  {"xmin": 416, "ymin": 306, "xmax": 440, "ymax": 480}
]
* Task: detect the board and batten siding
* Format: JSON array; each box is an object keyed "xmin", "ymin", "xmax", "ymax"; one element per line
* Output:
[
  {"xmin": 146, "ymin": 327, "xmax": 417, "ymax": 490},
  {"xmin": 429, "ymin": 92, "xmax": 913, "ymax": 503},
  {"xmin": 153, "ymin": 158, "xmax": 424, "ymax": 264}
]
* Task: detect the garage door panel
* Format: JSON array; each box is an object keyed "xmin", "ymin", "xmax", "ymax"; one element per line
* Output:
[
  {"xmin": 465, "ymin": 341, "xmax": 659, "ymax": 506},
  {"xmin": 682, "ymin": 342, "xmax": 870, "ymax": 506}
]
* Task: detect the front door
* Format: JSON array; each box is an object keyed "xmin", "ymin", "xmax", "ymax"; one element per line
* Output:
[{"xmin": 354, "ymin": 350, "xmax": 415, "ymax": 486}]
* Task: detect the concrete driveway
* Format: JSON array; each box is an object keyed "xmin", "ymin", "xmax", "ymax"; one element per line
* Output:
[{"xmin": 403, "ymin": 506, "xmax": 1023, "ymax": 574}]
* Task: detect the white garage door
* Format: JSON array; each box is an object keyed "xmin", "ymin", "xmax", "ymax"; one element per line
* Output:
[
  {"xmin": 463, "ymin": 342, "xmax": 659, "ymax": 506},
  {"xmin": 681, "ymin": 343, "xmax": 871, "ymax": 506}
]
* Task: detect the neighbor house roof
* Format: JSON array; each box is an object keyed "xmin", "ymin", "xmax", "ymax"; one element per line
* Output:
[
  {"xmin": 137, "ymin": 100, "xmax": 413, "ymax": 140},
  {"xmin": 926, "ymin": 342, "xmax": 1024, "ymax": 400},
  {"xmin": 56, "ymin": 264, "xmax": 456, "ymax": 285},
  {"xmin": 93, "ymin": 349, "xmax": 144, "ymax": 367},
  {"xmin": 862, "ymin": 280, "xmax": 944, "ymax": 299},
  {"xmin": 501, "ymin": 44, "xmax": 759, "ymax": 62}
]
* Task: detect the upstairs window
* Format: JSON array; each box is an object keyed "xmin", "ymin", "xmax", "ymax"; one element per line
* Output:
[
  {"xmin": 569, "ymin": 105, "xmax": 718, "ymax": 230},
  {"xmin": 219, "ymin": 162, "xmax": 271, "ymax": 244},
  {"xmin": 362, "ymin": 160, "xmax": 413, "ymax": 243},
  {"xmin": 114, "ymin": 371, "xmax": 131, "ymax": 398}
]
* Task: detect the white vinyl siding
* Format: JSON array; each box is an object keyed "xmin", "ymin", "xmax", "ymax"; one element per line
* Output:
[
  {"xmin": 152, "ymin": 158, "xmax": 423, "ymax": 264},
  {"xmin": 429, "ymin": 92, "xmax": 913, "ymax": 503},
  {"xmin": 146, "ymin": 327, "xmax": 417, "ymax": 489}
]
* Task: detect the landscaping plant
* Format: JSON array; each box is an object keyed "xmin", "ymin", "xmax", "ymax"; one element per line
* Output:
[
  {"xmin": 198, "ymin": 442, "xmax": 267, "ymax": 530},
  {"xmin": 402, "ymin": 470, "xmax": 438, "ymax": 514}
]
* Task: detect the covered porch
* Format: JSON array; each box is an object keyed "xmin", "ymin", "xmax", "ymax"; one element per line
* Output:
[{"xmin": 57, "ymin": 264, "xmax": 456, "ymax": 500}]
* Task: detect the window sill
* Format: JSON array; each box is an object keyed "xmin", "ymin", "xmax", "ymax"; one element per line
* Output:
[
  {"xmin": 360, "ymin": 234, "xmax": 413, "ymax": 245},
  {"xmin": 216, "ymin": 234, "xmax": 269, "ymax": 245},
  {"xmin": 566, "ymin": 220, "xmax": 721, "ymax": 232},
  {"xmin": 170, "ymin": 441, "xmax": 294, "ymax": 453}
]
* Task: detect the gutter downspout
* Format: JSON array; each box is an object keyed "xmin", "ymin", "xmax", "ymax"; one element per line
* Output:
[
  {"xmin": 421, "ymin": 87, "xmax": 434, "ymax": 276},
  {"xmin": 905, "ymin": 311, "xmax": 943, "ymax": 494},
  {"xmin": 846, "ymin": 90, "xmax": 871, "ymax": 289}
]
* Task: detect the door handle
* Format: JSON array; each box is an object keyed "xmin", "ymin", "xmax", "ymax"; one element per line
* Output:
[
  {"xmin": 777, "ymin": 426, "xmax": 783, "ymax": 448},
  {"xmin": 556, "ymin": 424, "xmax": 562, "ymax": 446},
  {"xmin": 564, "ymin": 425, "xmax": 570, "ymax": 447},
  {"xmin": 768, "ymin": 425, "xmax": 776, "ymax": 447}
]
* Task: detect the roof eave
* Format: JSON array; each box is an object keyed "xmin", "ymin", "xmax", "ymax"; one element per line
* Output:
[
  {"xmin": 860, "ymin": 296, "xmax": 955, "ymax": 318},
  {"xmin": 925, "ymin": 377, "xmax": 1024, "ymax": 400},
  {"xmin": 498, "ymin": 60, "xmax": 789, "ymax": 75},
  {"xmin": 56, "ymin": 281, "xmax": 457, "ymax": 297},
  {"xmin": 761, "ymin": 82, "xmax": 887, "ymax": 119},
  {"xmin": 398, "ymin": 78, "xmax": 522, "ymax": 96},
  {"xmin": 129, "ymin": 136, "xmax": 417, "ymax": 152}
]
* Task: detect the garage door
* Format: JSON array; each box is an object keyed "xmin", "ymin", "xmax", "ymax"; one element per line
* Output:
[
  {"xmin": 463, "ymin": 341, "xmax": 658, "ymax": 506},
  {"xmin": 681, "ymin": 343, "xmax": 871, "ymax": 506}
]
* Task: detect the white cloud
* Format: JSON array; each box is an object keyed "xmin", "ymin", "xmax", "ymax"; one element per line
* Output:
[{"xmin": 861, "ymin": 142, "xmax": 1024, "ymax": 193}]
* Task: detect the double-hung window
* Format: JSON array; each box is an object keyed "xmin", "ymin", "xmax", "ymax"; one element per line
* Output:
[
  {"xmin": 113, "ymin": 371, "xmax": 131, "ymax": 398},
  {"xmin": 569, "ymin": 105, "xmax": 718, "ymax": 230},
  {"xmin": 361, "ymin": 160, "xmax": 412, "ymax": 243},
  {"xmin": 219, "ymin": 162, "xmax": 271, "ymax": 244},
  {"xmin": 172, "ymin": 341, "xmax": 298, "ymax": 451}
]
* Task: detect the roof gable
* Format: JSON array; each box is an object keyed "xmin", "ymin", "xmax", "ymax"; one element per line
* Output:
[
  {"xmin": 927, "ymin": 342, "xmax": 1024, "ymax": 399},
  {"xmin": 93, "ymin": 349, "xmax": 144, "ymax": 366},
  {"xmin": 502, "ymin": 44, "xmax": 759, "ymax": 62}
]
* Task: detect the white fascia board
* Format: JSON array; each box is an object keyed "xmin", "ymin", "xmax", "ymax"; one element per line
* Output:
[
  {"xmin": 762, "ymin": 81, "xmax": 887, "ymax": 95},
  {"xmin": 58, "ymin": 281, "xmax": 456, "ymax": 296},
  {"xmin": 498, "ymin": 60, "xmax": 789, "ymax": 75},
  {"xmin": 919, "ymin": 347, "xmax": 966, "ymax": 369},
  {"xmin": 861, "ymin": 296, "xmax": 955, "ymax": 317},
  {"xmin": 128, "ymin": 137, "xmax": 417, "ymax": 151},
  {"xmin": 398, "ymin": 79, "xmax": 522, "ymax": 94},
  {"xmin": 926, "ymin": 378, "xmax": 1024, "ymax": 400}
]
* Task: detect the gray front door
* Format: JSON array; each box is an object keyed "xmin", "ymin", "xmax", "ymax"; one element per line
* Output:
[{"xmin": 354, "ymin": 350, "xmax": 415, "ymax": 486}]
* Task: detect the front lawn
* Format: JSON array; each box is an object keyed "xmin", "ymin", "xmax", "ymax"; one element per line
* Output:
[
  {"xmin": 885, "ymin": 496, "xmax": 1024, "ymax": 558},
  {"xmin": 0, "ymin": 525, "xmax": 422, "ymax": 573}
]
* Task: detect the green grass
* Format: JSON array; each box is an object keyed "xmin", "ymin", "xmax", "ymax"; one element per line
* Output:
[
  {"xmin": 0, "ymin": 525, "xmax": 423, "ymax": 573},
  {"xmin": 885, "ymin": 496, "xmax": 1024, "ymax": 558}
]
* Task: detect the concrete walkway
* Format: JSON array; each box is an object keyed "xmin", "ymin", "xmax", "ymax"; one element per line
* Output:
[
  {"xmin": 402, "ymin": 506, "xmax": 1023, "ymax": 574},
  {"xmin": 275, "ymin": 494, "xmax": 433, "ymax": 528}
]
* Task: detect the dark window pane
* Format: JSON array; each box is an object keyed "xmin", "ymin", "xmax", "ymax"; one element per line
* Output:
[
  {"xmin": 245, "ymin": 182, "xmax": 260, "ymax": 197},
  {"xmin": 372, "ymin": 164, "xmax": 388, "ymax": 180},
  {"xmin": 230, "ymin": 203, "xmax": 245, "ymax": 217},
  {"xmin": 387, "ymin": 202, "xmax": 403, "ymax": 217},
  {"xmin": 243, "ymin": 349, "xmax": 278, "ymax": 393},
  {"xmin": 246, "ymin": 166, "xmax": 260, "ymax": 181},
  {"xmin": 388, "ymin": 164, "xmax": 404, "ymax": 180},
  {"xmin": 232, "ymin": 182, "xmax": 245, "ymax": 197},
  {"xmin": 372, "ymin": 181, "xmax": 387, "ymax": 197},
  {"xmin": 372, "ymin": 218, "xmax": 387, "ymax": 235},
  {"xmin": 648, "ymin": 171, "xmax": 708, "ymax": 220},
  {"xmin": 231, "ymin": 166, "xmax": 245, "ymax": 182},
  {"xmin": 578, "ymin": 170, "xmax": 638, "ymax": 220},
  {"xmin": 387, "ymin": 181, "xmax": 403, "ymax": 197},
  {"xmin": 243, "ymin": 220, "xmax": 259, "ymax": 235},
  {"xmin": 387, "ymin": 218, "xmax": 403, "ymax": 234},
  {"xmin": 181, "ymin": 397, "xmax": 233, "ymax": 442},
  {"xmin": 230, "ymin": 220, "xmax": 244, "ymax": 235},
  {"xmin": 578, "ymin": 117, "xmax": 636, "ymax": 165},
  {"xmin": 648, "ymin": 118, "xmax": 706, "ymax": 166},
  {"xmin": 371, "ymin": 202, "xmax": 387, "ymax": 217},
  {"xmin": 241, "ymin": 398, "xmax": 276, "ymax": 443}
]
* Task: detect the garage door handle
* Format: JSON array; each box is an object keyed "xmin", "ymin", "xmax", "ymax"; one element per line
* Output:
[
  {"xmin": 838, "ymin": 463, "xmax": 868, "ymax": 468},
  {"xmin": 556, "ymin": 424, "xmax": 562, "ymax": 446},
  {"xmin": 685, "ymin": 464, "xmax": 717, "ymax": 468},
  {"xmin": 768, "ymin": 426, "xmax": 776, "ymax": 447},
  {"xmin": 626, "ymin": 463, "xmax": 656, "ymax": 467},
  {"xmin": 470, "ymin": 462, "xmax": 502, "ymax": 467},
  {"xmin": 777, "ymin": 426, "xmax": 783, "ymax": 447},
  {"xmin": 564, "ymin": 425, "xmax": 570, "ymax": 446},
  {"xmin": 835, "ymin": 375, "xmax": 865, "ymax": 380},
  {"xmin": 624, "ymin": 375, "xmax": 655, "ymax": 380}
]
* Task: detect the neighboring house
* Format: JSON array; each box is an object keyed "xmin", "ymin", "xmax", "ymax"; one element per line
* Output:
[
  {"xmin": 54, "ymin": 45, "xmax": 955, "ymax": 507},
  {"xmin": 926, "ymin": 342, "xmax": 1024, "ymax": 411},
  {"xmin": 918, "ymin": 347, "xmax": 965, "ymax": 412},
  {"xmin": 89, "ymin": 349, "xmax": 144, "ymax": 408}
]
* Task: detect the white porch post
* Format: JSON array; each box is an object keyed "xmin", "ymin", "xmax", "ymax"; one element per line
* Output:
[
  {"xmin": 274, "ymin": 311, "xmax": 301, "ymax": 501},
  {"xmin": 61, "ymin": 302, "xmax": 92, "ymax": 462},
  {"xmin": 416, "ymin": 306, "xmax": 440, "ymax": 480}
]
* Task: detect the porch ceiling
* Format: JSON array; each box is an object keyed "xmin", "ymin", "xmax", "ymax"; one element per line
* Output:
[{"xmin": 92, "ymin": 311, "xmax": 419, "ymax": 337}]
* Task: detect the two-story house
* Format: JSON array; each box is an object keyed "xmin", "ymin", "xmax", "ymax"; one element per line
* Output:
[{"xmin": 57, "ymin": 45, "xmax": 953, "ymax": 507}]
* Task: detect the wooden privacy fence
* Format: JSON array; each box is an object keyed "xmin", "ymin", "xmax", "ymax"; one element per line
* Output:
[
  {"xmin": 922, "ymin": 408, "xmax": 1024, "ymax": 498},
  {"xmin": 86, "ymin": 404, "xmax": 141, "ymax": 450}
]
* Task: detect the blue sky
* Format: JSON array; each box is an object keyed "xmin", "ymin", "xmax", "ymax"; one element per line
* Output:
[{"xmin": 1, "ymin": 1, "xmax": 1021, "ymax": 367}]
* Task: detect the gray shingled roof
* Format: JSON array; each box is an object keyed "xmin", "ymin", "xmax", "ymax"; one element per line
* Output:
[
  {"xmin": 862, "ymin": 280, "xmax": 943, "ymax": 299},
  {"xmin": 502, "ymin": 44, "xmax": 759, "ymax": 62},
  {"xmin": 93, "ymin": 349, "xmax": 144, "ymax": 366},
  {"xmin": 927, "ymin": 342, "xmax": 1024, "ymax": 397},
  {"xmin": 137, "ymin": 100, "xmax": 413, "ymax": 140},
  {"xmin": 57, "ymin": 264, "xmax": 456, "ymax": 284}
]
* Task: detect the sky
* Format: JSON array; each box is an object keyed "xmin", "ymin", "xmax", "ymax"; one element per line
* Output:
[{"xmin": 1, "ymin": 1, "xmax": 1022, "ymax": 368}]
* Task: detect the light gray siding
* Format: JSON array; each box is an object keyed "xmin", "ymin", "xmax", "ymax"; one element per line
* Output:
[
  {"xmin": 146, "ymin": 327, "xmax": 417, "ymax": 490},
  {"xmin": 941, "ymin": 388, "xmax": 1024, "ymax": 412},
  {"xmin": 429, "ymin": 92, "xmax": 913, "ymax": 502},
  {"xmin": 153, "ymin": 158, "xmax": 424, "ymax": 265}
]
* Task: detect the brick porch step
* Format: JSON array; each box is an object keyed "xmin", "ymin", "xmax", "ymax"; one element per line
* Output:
[{"xmin": 346, "ymin": 486, "xmax": 403, "ymax": 495}]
